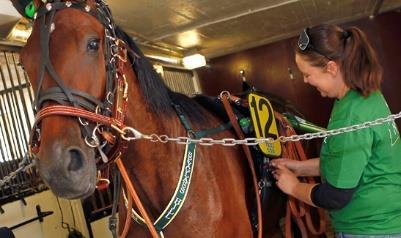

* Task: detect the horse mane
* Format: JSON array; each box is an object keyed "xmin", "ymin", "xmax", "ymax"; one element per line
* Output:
[{"xmin": 114, "ymin": 26, "xmax": 210, "ymax": 125}]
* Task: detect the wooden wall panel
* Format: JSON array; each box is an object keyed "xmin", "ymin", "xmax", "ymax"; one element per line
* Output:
[{"xmin": 197, "ymin": 11, "xmax": 401, "ymax": 130}]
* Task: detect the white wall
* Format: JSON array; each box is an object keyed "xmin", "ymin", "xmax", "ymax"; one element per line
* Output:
[
  {"xmin": 91, "ymin": 216, "xmax": 114, "ymax": 238},
  {"xmin": 0, "ymin": 190, "xmax": 89, "ymax": 238}
]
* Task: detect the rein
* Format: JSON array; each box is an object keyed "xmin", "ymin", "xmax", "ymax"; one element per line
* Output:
[
  {"xmin": 275, "ymin": 113, "xmax": 327, "ymax": 237},
  {"xmin": 220, "ymin": 93, "xmax": 263, "ymax": 238}
]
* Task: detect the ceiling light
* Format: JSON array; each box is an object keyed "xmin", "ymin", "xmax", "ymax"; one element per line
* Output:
[
  {"xmin": 7, "ymin": 18, "xmax": 32, "ymax": 43},
  {"xmin": 182, "ymin": 53, "xmax": 206, "ymax": 70},
  {"xmin": 177, "ymin": 30, "xmax": 201, "ymax": 48}
]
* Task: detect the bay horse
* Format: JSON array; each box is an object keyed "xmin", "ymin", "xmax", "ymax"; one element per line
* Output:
[{"xmin": 11, "ymin": 0, "xmax": 287, "ymax": 237}]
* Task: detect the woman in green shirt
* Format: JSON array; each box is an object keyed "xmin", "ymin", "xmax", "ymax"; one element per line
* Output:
[{"xmin": 271, "ymin": 24, "xmax": 401, "ymax": 237}]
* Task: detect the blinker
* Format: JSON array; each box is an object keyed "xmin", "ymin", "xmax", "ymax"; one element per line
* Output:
[{"xmin": 24, "ymin": 1, "xmax": 36, "ymax": 19}]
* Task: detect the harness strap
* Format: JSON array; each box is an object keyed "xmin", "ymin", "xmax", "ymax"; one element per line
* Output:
[
  {"xmin": 120, "ymin": 191, "xmax": 132, "ymax": 238},
  {"xmin": 38, "ymin": 87, "xmax": 106, "ymax": 111},
  {"xmin": 109, "ymin": 166, "xmax": 121, "ymax": 238},
  {"xmin": 172, "ymin": 102, "xmax": 232, "ymax": 138},
  {"xmin": 119, "ymin": 102, "xmax": 231, "ymax": 236},
  {"xmin": 220, "ymin": 94, "xmax": 263, "ymax": 238},
  {"xmin": 275, "ymin": 113, "xmax": 326, "ymax": 237},
  {"xmin": 193, "ymin": 122, "xmax": 232, "ymax": 138},
  {"xmin": 29, "ymin": 105, "xmax": 123, "ymax": 154},
  {"xmin": 125, "ymin": 142, "xmax": 196, "ymax": 232},
  {"xmin": 116, "ymin": 158, "xmax": 160, "ymax": 238},
  {"xmin": 33, "ymin": 105, "xmax": 123, "ymax": 128}
]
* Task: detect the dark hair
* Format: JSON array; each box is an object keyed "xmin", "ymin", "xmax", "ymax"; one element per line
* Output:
[{"xmin": 295, "ymin": 24, "xmax": 382, "ymax": 97}]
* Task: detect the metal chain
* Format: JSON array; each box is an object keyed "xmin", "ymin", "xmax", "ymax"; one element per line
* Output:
[
  {"xmin": 117, "ymin": 111, "xmax": 401, "ymax": 146},
  {"xmin": 0, "ymin": 156, "xmax": 36, "ymax": 187},
  {"xmin": 2, "ymin": 111, "xmax": 399, "ymax": 188}
]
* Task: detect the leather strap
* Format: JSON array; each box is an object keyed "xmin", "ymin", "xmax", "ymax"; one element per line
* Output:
[
  {"xmin": 34, "ymin": 105, "xmax": 123, "ymax": 128},
  {"xmin": 120, "ymin": 191, "xmax": 132, "ymax": 238},
  {"xmin": 115, "ymin": 158, "xmax": 160, "ymax": 238},
  {"xmin": 275, "ymin": 112, "xmax": 326, "ymax": 237},
  {"xmin": 220, "ymin": 94, "xmax": 263, "ymax": 238}
]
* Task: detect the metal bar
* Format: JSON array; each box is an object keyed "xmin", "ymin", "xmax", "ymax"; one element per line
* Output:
[
  {"xmin": 0, "ymin": 49, "xmax": 39, "ymax": 202},
  {"xmin": 11, "ymin": 53, "xmax": 33, "ymax": 141},
  {"xmin": 10, "ymin": 53, "xmax": 35, "ymax": 181},
  {"xmin": 10, "ymin": 210, "xmax": 53, "ymax": 230},
  {"xmin": 106, "ymin": 185, "xmax": 113, "ymax": 204},
  {"xmin": 0, "ymin": 83, "xmax": 30, "ymax": 95},
  {"xmin": 19, "ymin": 57, "xmax": 37, "ymax": 178},
  {"xmin": 98, "ymin": 189, "xmax": 106, "ymax": 209},
  {"xmin": 0, "ymin": 125, "xmax": 7, "ymax": 196},
  {"xmin": 0, "ymin": 65, "xmax": 23, "ymax": 192},
  {"xmin": 0, "ymin": 98, "xmax": 14, "ymax": 178},
  {"xmin": 4, "ymin": 52, "xmax": 30, "ymax": 155},
  {"xmin": 3, "ymin": 52, "xmax": 29, "ymax": 184}
]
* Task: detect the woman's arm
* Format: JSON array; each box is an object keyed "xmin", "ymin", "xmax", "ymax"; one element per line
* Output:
[
  {"xmin": 273, "ymin": 164, "xmax": 356, "ymax": 209},
  {"xmin": 271, "ymin": 158, "xmax": 320, "ymax": 177},
  {"xmin": 272, "ymin": 164, "xmax": 317, "ymax": 206}
]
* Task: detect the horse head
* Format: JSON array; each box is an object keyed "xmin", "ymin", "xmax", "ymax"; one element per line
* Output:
[{"xmin": 13, "ymin": 0, "xmax": 129, "ymax": 199}]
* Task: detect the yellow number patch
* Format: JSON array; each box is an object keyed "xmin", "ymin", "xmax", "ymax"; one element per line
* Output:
[{"xmin": 248, "ymin": 93, "xmax": 281, "ymax": 157}]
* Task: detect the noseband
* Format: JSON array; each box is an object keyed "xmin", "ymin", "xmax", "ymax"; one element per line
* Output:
[{"xmin": 29, "ymin": 0, "xmax": 131, "ymax": 166}]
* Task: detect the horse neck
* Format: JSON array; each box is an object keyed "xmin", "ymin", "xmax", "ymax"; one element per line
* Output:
[
  {"xmin": 123, "ymin": 68, "xmax": 183, "ymax": 139},
  {"xmin": 121, "ymin": 66, "xmax": 189, "ymax": 213}
]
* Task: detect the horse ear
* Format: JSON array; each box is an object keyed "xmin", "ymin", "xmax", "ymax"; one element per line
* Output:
[{"xmin": 10, "ymin": 0, "xmax": 39, "ymax": 19}]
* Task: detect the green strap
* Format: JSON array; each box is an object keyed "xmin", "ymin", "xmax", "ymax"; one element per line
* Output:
[
  {"xmin": 130, "ymin": 142, "xmax": 197, "ymax": 231},
  {"xmin": 171, "ymin": 103, "xmax": 193, "ymax": 133},
  {"xmin": 128, "ymin": 102, "xmax": 231, "ymax": 232},
  {"xmin": 172, "ymin": 102, "xmax": 232, "ymax": 138},
  {"xmin": 193, "ymin": 122, "xmax": 232, "ymax": 138}
]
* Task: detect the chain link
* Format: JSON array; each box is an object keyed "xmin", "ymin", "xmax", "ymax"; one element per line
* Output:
[
  {"xmin": 2, "ymin": 112, "xmax": 400, "ymax": 188},
  {"xmin": 0, "ymin": 156, "xmax": 36, "ymax": 187},
  {"xmin": 117, "ymin": 111, "xmax": 401, "ymax": 146}
]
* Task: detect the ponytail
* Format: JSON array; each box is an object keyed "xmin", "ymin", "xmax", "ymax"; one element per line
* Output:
[{"xmin": 341, "ymin": 27, "xmax": 382, "ymax": 96}]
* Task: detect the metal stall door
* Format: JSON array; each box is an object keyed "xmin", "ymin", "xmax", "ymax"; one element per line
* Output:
[{"xmin": 0, "ymin": 49, "xmax": 39, "ymax": 206}]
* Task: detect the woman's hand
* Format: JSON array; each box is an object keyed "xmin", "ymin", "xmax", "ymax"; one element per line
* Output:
[
  {"xmin": 270, "ymin": 158, "xmax": 302, "ymax": 176},
  {"xmin": 272, "ymin": 164, "xmax": 300, "ymax": 196}
]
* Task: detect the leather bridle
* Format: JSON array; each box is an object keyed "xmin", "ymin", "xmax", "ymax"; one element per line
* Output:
[
  {"xmin": 28, "ymin": 0, "xmax": 130, "ymax": 167},
  {"xmin": 27, "ymin": 2, "xmax": 162, "ymax": 237}
]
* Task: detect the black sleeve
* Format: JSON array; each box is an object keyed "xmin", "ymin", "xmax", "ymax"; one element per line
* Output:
[{"xmin": 311, "ymin": 182, "xmax": 356, "ymax": 210}]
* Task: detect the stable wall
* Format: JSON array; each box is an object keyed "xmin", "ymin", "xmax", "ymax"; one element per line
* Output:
[
  {"xmin": 0, "ymin": 190, "xmax": 89, "ymax": 238},
  {"xmin": 196, "ymin": 11, "xmax": 401, "ymax": 130},
  {"xmin": 0, "ymin": 190, "xmax": 114, "ymax": 238}
]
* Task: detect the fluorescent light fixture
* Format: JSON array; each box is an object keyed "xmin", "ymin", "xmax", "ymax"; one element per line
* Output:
[
  {"xmin": 146, "ymin": 54, "xmax": 180, "ymax": 65},
  {"xmin": 7, "ymin": 27, "xmax": 31, "ymax": 42},
  {"xmin": 7, "ymin": 18, "xmax": 32, "ymax": 43},
  {"xmin": 182, "ymin": 53, "xmax": 206, "ymax": 69}
]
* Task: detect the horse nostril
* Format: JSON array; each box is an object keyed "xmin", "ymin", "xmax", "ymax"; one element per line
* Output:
[{"xmin": 67, "ymin": 148, "xmax": 85, "ymax": 172}]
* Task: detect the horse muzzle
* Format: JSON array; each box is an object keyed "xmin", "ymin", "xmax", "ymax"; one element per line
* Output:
[{"xmin": 38, "ymin": 144, "xmax": 97, "ymax": 199}]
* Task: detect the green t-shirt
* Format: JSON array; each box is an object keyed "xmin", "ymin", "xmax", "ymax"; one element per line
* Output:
[{"xmin": 320, "ymin": 89, "xmax": 401, "ymax": 235}]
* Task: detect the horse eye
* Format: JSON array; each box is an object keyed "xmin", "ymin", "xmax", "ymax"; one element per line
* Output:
[{"xmin": 87, "ymin": 38, "xmax": 100, "ymax": 52}]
